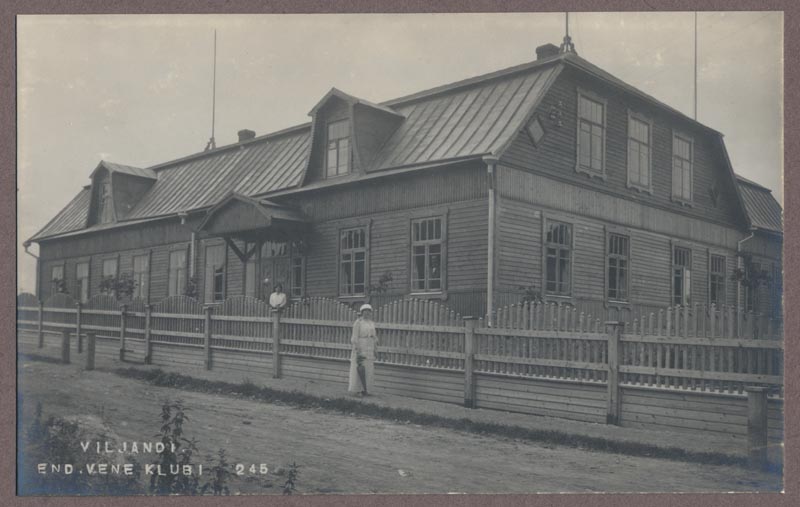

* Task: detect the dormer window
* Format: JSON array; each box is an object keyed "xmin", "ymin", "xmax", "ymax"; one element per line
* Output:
[{"xmin": 326, "ymin": 119, "xmax": 350, "ymax": 177}]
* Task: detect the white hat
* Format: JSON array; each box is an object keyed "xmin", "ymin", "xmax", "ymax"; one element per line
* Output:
[{"xmin": 359, "ymin": 304, "xmax": 373, "ymax": 312}]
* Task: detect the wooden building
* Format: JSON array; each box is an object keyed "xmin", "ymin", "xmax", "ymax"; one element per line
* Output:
[{"xmin": 26, "ymin": 40, "xmax": 783, "ymax": 321}]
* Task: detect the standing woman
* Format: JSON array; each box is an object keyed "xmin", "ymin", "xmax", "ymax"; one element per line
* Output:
[{"xmin": 348, "ymin": 304, "xmax": 378, "ymax": 396}]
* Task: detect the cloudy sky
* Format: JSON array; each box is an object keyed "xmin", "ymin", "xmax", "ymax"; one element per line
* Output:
[{"xmin": 17, "ymin": 12, "xmax": 783, "ymax": 294}]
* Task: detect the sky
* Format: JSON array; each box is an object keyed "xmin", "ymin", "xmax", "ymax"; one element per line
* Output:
[{"xmin": 16, "ymin": 12, "xmax": 784, "ymax": 294}]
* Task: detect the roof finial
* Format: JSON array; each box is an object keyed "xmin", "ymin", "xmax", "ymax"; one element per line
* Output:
[{"xmin": 560, "ymin": 12, "xmax": 576, "ymax": 54}]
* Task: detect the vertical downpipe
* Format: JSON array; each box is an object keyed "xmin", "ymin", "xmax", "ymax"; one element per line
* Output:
[{"xmin": 484, "ymin": 156, "xmax": 499, "ymax": 325}]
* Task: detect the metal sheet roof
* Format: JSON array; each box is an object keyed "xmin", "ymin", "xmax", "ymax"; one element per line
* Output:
[
  {"xmin": 101, "ymin": 161, "xmax": 157, "ymax": 179},
  {"xmin": 371, "ymin": 64, "xmax": 559, "ymax": 169},
  {"xmin": 28, "ymin": 188, "xmax": 91, "ymax": 242},
  {"xmin": 737, "ymin": 176, "xmax": 783, "ymax": 233}
]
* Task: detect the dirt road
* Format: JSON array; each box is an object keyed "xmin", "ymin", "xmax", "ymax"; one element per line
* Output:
[{"xmin": 17, "ymin": 357, "xmax": 780, "ymax": 494}]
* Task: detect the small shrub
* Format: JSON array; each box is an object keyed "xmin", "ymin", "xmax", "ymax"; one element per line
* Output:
[{"xmin": 282, "ymin": 462, "xmax": 300, "ymax": 495}]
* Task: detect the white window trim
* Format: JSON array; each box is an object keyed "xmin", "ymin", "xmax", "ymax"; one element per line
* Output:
[
  {"xmin": 575, "ymin": 88, "xmax": 608, "ymax": 181},
  {"xmin": 671, "ymin": 130, "xmax": 694, "ymax": 206},
  {"xmin": 605, "ymin": 228, "xmax": 631, "ymax": 304},
  {"xmin": 707, "ymin": 249, "xmax": 727, "ymax": 307},
  {"xmin": 626, "ymin": 110, "xmax": 654, "ymax": 195},
  {"xmin": 338, "ymin": 223, "xmax": 370, "ymax": 299},
  {"xmin": 325, "ymin": 119, "xmax": 352, "ymax": 179},
  {"xmin": 409, "ymin": 215, "xmax": 448, "ymax": 295},
  {"xmin": 542, "ymin": 216, "xmax": 574, "ymax": 298}
]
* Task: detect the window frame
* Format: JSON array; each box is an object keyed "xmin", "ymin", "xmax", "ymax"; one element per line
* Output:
[
  {"xmin": 671, "ymin": 130, "xmax": 694, "ymax": 205},
  {"xmin": 50, "ymin": 264, "xmax": 65, "ymax": 297},
  {"xmin": 101, "ymin": 257, "xmax": 119, "ymax": 297},
  {"xmin": 203, "ymin": 243, "xmax": 227, "ymax": 304},
  {"xmin": 409, "ymin": 216, "xmax": 447, "ymax": 295},
  {"xmin": 606, "ymin": 231, "xmax": 631, "ymax": 303},
  {"xmin": 542, "ymin": 217, "xmax": 574, "ymax": 298},
  {"xmin": 707, "ymin": 251, "xmax": 727, "ymax": 307},
  {"xmin": 626, "ymin": 110, "xmax": 654, "ymax": 194},
  {"xmin": 168, "ymin": 247, "xmax": 189, "ymax": 298},
  {"xmin": 290, "ymin": 253, "xmax": 306, "ymax": 299},
  {"xmin": 575, "ymin": 88, "xmax": 608, "ymax": 180},
  {"xmin": 75, "ymin": 260, "xmax": 90, "ymax": 303},
  {"xmin": 671, "ymin": 243, "xmax": 692, "ymax": 307},
  {"xmin": 325, "ymin": 119, "xmax": 351, "ymax": 178},
  {"xmin": 338, "ymin": 224, "xmax": 370, "ymax": 299},
  {"xmin": 132, "ymin": 252, "xmax": 151, "ymax": 302}
]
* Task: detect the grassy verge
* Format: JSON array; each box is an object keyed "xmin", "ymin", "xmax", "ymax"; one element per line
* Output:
[{"xmin": 109, "ymin": 366, "xmax": 758, "ymax": 469}]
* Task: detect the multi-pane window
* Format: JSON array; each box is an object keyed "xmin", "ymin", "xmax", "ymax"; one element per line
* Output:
[
  {"xmin": 244, "ymin": 242, "xmax": 259, "ymax": 298},
  {"xmin": 51, "ymin": 265, "xmax": 64, "ymax": 296},
  {"xmin": 607, "ymin": 234, "xmax": 629, "ymax": 301},
  {"xmin": 204, "ymin": 244, "xmax": 226, "ymax": 303},
  {"xmin": 411, "ymin": 217, "xmax": 444, "ymax": 292},
  {"xmin": 102, "ymin": 258, "xmax": 118, "ymax": 296},
  {"xmin": 326, "ymin": 120, "xmax": 350, "ymax": 177},
  {"xmin": 672, "ymin": 246, "xmax": 692, "ymax": 306},
  {"xmin": 168, "ymin": 249, "xmax": 187, "ymax": 297},
  {"xmin": 76, "ymin": 262, "xmax": 90, "ymax": 303},
  {"xmin": 545, "ymin": 221, "xmax": 572, "ymax": 295},
  {"xmin": 577, "ymin": 94, "xmax": 605, "ymax": 174},
  {"xmin": 709, "ymin": 254, "xmax": 726, "ymax": 306},
  {"xmin": 340, "ymin": 228, "xmax": 367, "ymax": 296},
  {"xmin": 672, "ymin": 134, "xmax": 693, "ymax": 202},
  {"xmin": 745, "ymin": 261, "xmax": 762, "ymax": 313},
  {"xmin": 628, "ymin": 116, "xmax": 651, "ymax": 190},
  {"xmin": 132, "ymin": 254, "xmax": 150, "ymax": 300},
  {"xmin": 291, "ymin": 256, "xmax": 304, "ymax": 298}
]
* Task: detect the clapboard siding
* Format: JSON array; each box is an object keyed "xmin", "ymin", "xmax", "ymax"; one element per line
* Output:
[
  {"xmin": 496, "ymin": 188, "xmax": 739, "ymax": 311},
  {"xmin": 375, "ymin": 364, "xmax": 464, "ymax": 404},
  {"xmin": 475, "ymin": 374, "xmax": 606, "ymax": 423},
  {"xmin": 501, "ymin": 68, "xmax": 744, "ymax": 229}
]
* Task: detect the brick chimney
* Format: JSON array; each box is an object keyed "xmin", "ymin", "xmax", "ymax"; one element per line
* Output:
[
  {"xmin": 536, "ymin": 43, "xmax": 560, "ymax": 60},
  {"xmin": 238, "ymin": 129, "xmax": 256, "ymax": 142}
]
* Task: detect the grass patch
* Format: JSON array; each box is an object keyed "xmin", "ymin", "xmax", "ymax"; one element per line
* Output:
[{"xmin": 112, "ymin": 366, "xmax": 756, "ymax": 469}]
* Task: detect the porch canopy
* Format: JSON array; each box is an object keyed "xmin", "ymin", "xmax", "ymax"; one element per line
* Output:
[{"xmin": 197, "ymin": 192, "xmax": 309, "ymax": 263}]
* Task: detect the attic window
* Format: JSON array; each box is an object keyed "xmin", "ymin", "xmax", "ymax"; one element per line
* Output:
[
  {"xmin": 526, "ymin": 116, "xmax": 545, "ymax": 146},
  {"xmin": 326, "ymin": 119, "xmax": 350, "ymax": 177},
  {"xmin": 96, "ymin": 173, "xmax": 114, "ymax": 223}
]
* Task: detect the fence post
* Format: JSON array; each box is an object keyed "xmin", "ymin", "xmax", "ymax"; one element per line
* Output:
[
  {"xmin": 85, "ymin": 332, "xmax": 96, "ymax": 371},
  {"xmin": 37, "ymin": 301, "xmax": 44, "ymax": 348},
  {"xmin": 272, "ymin": 308, "xmax": 282, "ymax": 378},
  {"xmin": 204, "ymin": 305, "xmax": 213, "ymax": 370},
  {"xmin": 119, "ymin": 304, "xmax": 127, "ymax": 362},
  {"xmin": 746, "ymin": 386, "xmax": 769, "ymax": 471},
  {"xmin": 605, "ymin": 321, "xmax": 623, "ymax": 425},
  {"xmin": 144, "ymin": 304, "xmax": 152, "ymax": 365},
  {"xmin": 76, "ymin": 302, "xmax": 83, "ymax": 354},
  {"xmin": 61, "ymin": 329, "xmax": 71, "ymax": 364},
  {"xmin": 463, "ymin": 317, "xmax": 477, "ymax": 408}
]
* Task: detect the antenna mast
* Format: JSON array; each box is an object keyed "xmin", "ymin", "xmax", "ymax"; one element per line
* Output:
[
  {"xmin": 693, "ymin": 12, "xmax": 698, "ymax": 120},
  {"xmin": 205, "ymin": 30, "xmax": 217, "ymax": 151},
  {"xmin": 560, "ymin": 12, "xmax": 576, "ymax": 54}
]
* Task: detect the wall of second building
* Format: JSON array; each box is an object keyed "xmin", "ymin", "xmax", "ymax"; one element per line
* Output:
[
  {"xmin": 38, "ymin": 163, "xmax": 491, "ymax": 317},
  {"xmin": 494, "ymin": 164, "xmax": 743, "ymax": 320}
]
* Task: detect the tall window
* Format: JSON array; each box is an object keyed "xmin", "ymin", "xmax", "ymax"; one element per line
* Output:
[
  {"xmin": 607, "ymin": 234, "xmax": 629, "ymax": 301},
  {"xmin": 744, "ymin": 261, "xmax": 762, "ymax": 313},
  {"xmin": 244, "ymin": 242, "xmax": 259, "ymax": 298},
  {"xmin": 628, "ymin": 115, "xmax": 651, "ymax": 190},
  {"xmin": 340, "ymin": 228, "xmax": 366, "ymax": 296},
  {"xmin": 76, "ymin": 262, "xmax": 90, "ymax": 303},
  {"xmin": 411, "ymin": 217, "xmax": 444, "ymax": 292},
  {"xmin": 709, "ymin": 254, "xmax": 726, "ymax": 306},
  {"xmin": 577, "ymin": 94, "xmax": 605, "ymax": 175},
  {"xmin": 545, "ymin": 221, "xmax": 572, "ymax": 295},
  {"xmin": 132, "ymin": 254, "xmax": 150, "ymax": 300},
  {"xmin": 672, "ymin": 134, "xmax": 693, "ymax": 202},
  {"xmin": 97, "ymin": 173, "xmax": 114, "ymax": 223},
  {"xmin": 51, "ymin": 265, "xmax": 64, "ymax": 296},
  {"xmin": 291, "ymin": 256, "xmax": 305, "ymax": 298},
  {"xmin": 204, "ymin": 244, "xmax": 226, "ymax": 303},
  {"xmin": 672, "ymin": 246, "xmax": 691, "ymax": 306},
  {"xmin": 102, "ymin": 258, "xmax": 118, "ymax": 296},
  {"xmin": 326, "ymin": 120, "xmax": 350, "ymax": 177},
  {"xmin": 168, "ymin": 249, "xmax": 187, "ymax": 297}
]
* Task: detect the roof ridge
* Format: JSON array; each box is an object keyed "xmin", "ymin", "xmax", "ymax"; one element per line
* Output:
[{"xmin": 735, "ymin": 173, "xmax": 772, "ymax": 192}]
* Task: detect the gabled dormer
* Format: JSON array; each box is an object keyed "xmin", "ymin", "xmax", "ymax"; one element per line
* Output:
[
  {"xmin": 302, "ymin": 88, "xmax": 404, "ymax": 184},
  {"xmin": 87, "ymin": 161, "xmax": 156, "ymax": 226}
]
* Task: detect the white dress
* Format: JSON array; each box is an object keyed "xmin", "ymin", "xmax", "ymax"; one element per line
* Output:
[{"xmin": 348, "ymin": 317, "xmax": 377, "ymax": 394}]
